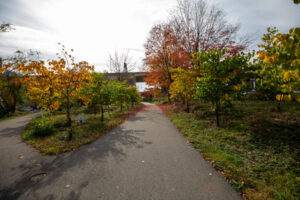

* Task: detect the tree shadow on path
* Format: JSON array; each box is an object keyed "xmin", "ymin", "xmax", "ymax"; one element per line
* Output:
[{"xmin": 0, "ymin": 124, "xmax": 150, "ymax": 200}]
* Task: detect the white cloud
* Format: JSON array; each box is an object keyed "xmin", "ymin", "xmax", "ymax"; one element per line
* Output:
[{"xmin": 0, "ymin": 0, "xmax": 299, "ymax": 71}]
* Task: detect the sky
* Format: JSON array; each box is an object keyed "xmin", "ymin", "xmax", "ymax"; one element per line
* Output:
[{"xmin": 0, "ymin": 0, "xmax": 299, "ymax": 72}]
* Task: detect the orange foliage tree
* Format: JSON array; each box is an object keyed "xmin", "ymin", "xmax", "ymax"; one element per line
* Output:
[{"xmin": 144, "ymin": 23, "xmax": 190, "ymax": 102}]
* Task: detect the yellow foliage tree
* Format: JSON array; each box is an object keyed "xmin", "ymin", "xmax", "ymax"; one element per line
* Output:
[
  {"xmin": 257, "ymin": 27, "xmax": 300, "ymax": 110},
  {"xmin": 169, "ymin": 68, "xmax": 196, "ymax": 113},
  {"xmin": 23, "ymin": 45, "xmax": 94, "ymax": 140}
]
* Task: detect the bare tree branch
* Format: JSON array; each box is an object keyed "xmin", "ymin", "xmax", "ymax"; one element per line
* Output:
[
  {"xmin": 108, "ymin": 50, "xmax": 136, "ymax": 81},
  {"xmin": 171, "ymin": 0, "xmax": 251, "ymax": 53}
]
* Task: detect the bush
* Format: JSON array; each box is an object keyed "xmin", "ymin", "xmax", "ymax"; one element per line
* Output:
[
  {"xmin": 30, "ymin": 116, "xmax": 54, "ymax": 137},
  {"xmin": 142, "ymin": 94, "xmax": 153, "ymax": 102},
  {"xmin": 157, "ymin": 96, "xmax": 168, "ymax": 104}
]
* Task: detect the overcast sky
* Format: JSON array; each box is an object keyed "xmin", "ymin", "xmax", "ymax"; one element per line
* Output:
[{"xmin": 0, "ymin": 0, "xmax": 299, "ymax": 71}]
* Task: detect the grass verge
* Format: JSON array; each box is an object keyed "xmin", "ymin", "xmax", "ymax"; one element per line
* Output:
[
  {"xmin": 22, "ymin": 105, "xmax": 145, "ymax": 155},
  {"xmin": 159, "ymin": 101, "xmax": 299, "ymax": 200}
]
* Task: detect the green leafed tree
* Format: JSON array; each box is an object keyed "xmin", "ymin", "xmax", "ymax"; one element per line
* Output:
[
  {"xmin": 115, "ymin": 81, "xmax": 130, "ymax": 112},
  {"xmin": 127, "ymin": 86, "xmax": 141, "ymax": 107},
  {"xmin": 82, "ymin": 72, "xmax": 115, "ymax": 122},
  {"xmin": 193, "ymin": 48, "xmax": 251, "ymax": 127}
]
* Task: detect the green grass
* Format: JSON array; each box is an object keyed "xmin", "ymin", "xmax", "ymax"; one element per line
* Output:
[
  {"xmin": 159, "ymin": 101, "xmax": 300, "ymax": 200},
  {"xmin": 22, "ymin": 105, "xmax": 144, "ymax": 155},
  {"xmin": 144, "ymin": 97, "xmax": 169, "ymax": 105}
]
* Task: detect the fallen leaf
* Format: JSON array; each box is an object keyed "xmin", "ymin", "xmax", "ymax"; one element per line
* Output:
[
  {"xmin": 65, "ymin": 184, "xmax": 71, "ymax": 189},
  {"xmin": 18, "ymin": 155, "xmax": 24, "ymax": 159},
  {"xmin": 219, "ymin": 171, "xmax": 225, "ymax": 175}
]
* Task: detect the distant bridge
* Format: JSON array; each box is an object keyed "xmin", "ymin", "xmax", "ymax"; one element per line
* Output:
[
  {"xmin": 106, "ymin": 72, "xmax": 149, "ymax": 92},
  {"xmin": 105, "ymin": 72, "xmax": 148, "ymax": 85}
]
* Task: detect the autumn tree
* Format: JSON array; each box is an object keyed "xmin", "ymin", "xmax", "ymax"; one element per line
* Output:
[
  {"xmin": 193, "ymin": 48, "xmax": 251, "ymax": 127},
  {"xmin": 0, "ymin": 63, "xmax": 24, "ymax": 116},
  {"xmin": 144, "ymin": 0, "xmax": 250, "ymax": 102},
  {"xmin": 169, "ymin": 68, "xmax": 196, "ymax": 112},
  {"xmin": 0, "ymin": 50, "xmax": 39, "ymax": 116},
  {"xmin": 0, "ymin": 23, "xmax": 21, "ymax": 116},
  {"xmin": 256, "ymin": 27, "xmax": 300, "ymax": 111},
  {"xmin": 24, "ymin": 45, "xmax": 94, "ymax": 140},
  {"xmin": 144, "ymin": 23, "xmax": 189, "ymax": 101}
]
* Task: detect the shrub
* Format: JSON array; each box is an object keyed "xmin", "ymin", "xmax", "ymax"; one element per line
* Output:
[{"xmin": 31, "ymin": 116, "xmax": 54, "ymax": 137}]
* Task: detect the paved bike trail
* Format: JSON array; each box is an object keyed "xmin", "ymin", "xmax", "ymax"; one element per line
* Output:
[{"xmin": 0, "ymin": 106, "xmax": 241, "ymax": 200}]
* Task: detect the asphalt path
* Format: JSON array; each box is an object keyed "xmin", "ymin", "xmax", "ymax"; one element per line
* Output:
[{"xmin": 0, "ymin": 105, "xmax": 241, "ymax": 200}]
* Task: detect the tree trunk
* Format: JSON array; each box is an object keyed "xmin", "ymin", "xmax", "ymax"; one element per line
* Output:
[
  {"xmin": 100, "ymin": 104, "xmax": 104, "ymax": 122},
  {"xmin": 186, "ymin": 100, "xmax": 190, "ymax": 113},
  {"xmin": 1, "ymin": 105, "xmax": 9, "ymax": 117},
  {"xmin": 120, "ymin": 103, "xmax": 123, "ymax": 112},
  {"xmin": 66, "ymin": 95, "xmax": 72, "ymax": 140},
  {"xmin": 2, "ymin": 99, "xmax": 10, "ymax": 117},
  {"xmin": 277, "ymin": 94, "xmax": 284, "ymax": 112},
  {"xmin": 277, "ymin": 101, "xmax": 281, "ymax": 112},
  {"xmin": 215, "ymin": 102, "xmax": 220, "ymax": 127},
  {"xmin": 94, "ymin": 106, "xmax": 97, "ymax": 116},
  {"xmin": 66, "ymin": 96, "xmax": 72, "ymax": 127},
  {"xmin": 11, "ymin": 95, "xmax": 17, "ymax": 113},
  {"xmin": 68, "ymin": 128, "xmax": 73, "ymax": 141}
]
